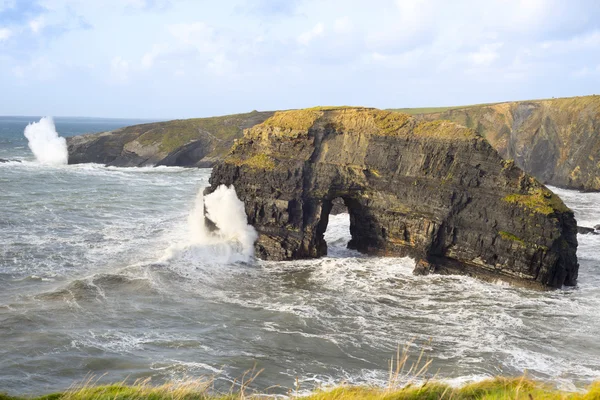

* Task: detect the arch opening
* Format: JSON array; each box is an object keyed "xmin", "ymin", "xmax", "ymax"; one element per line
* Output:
[{"xmin": 321, "ymin": 198, "xmax": 351, "ymax": 255}]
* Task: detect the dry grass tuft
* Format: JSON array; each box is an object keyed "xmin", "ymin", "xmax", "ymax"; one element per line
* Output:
[{"xmin": 2, "ymin": 350, "xmax": 599, "ymax": 400}]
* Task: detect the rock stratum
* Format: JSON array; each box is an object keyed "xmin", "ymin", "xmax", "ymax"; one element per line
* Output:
[
  {"xmin": 207, "ymin": 107, "xmax": 578, "ymax": 289},
  {"xmin": 404, "ymin": 95, "xmax": 600, "ymax": 191},
  {"xmin": 67, "ymin": 111, "xmax": 274, "ymax": 167}
]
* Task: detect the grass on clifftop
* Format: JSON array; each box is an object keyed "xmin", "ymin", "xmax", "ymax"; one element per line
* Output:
[
  {"xmin": 256, "ymin": 108, "xmax": 476, "ymax": 140},
  {"xmin": 388, "ymin": 95, "xmax": 600, "ymax": 116},
  {"xmin": 135, "ymin": 111, "xmax": 271, "ymax": 154},
  {"xmin": 2, "ymin": 377, "xmax": 600, "ymax": 400}
]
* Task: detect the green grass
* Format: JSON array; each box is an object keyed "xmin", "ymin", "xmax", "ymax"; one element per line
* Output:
[
  {"xmin": 387, "ymin": 95, "xmax": 600, "ymax": 116},
  {"xmin": 136, "ymin": 117, "xmax": 240, "ymax": 154},
  {"xmin": 387, "ymin": 106, "xmax": 465, "ymax": 115},
  {"xmin": 503, "ymin": 187, "xmax": 571, "ymax": 216},
  {"xmin": 386, "ymin": 103, "xmax": 500, "ymax": 115},
  {"xmin": 133, "ymin": 111, "xmax": 274, "ymax": 155},
  {"xmin": 498, "ymin": 230, "xmax": 525, "ymax": 244},
  {"xmin": 225, "ymin": 153, "xmax": 276, "ymax": 170},
  {"xmin": 2, "ymin": 377, "xmax": 600, "ymax": 400}
]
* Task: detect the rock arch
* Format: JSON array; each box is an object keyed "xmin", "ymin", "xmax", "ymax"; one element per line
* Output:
[{"xmin": 206, "ymin": 107, "xmax": 578, "ymax": 288}]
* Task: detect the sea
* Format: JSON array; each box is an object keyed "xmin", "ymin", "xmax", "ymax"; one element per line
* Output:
[{"xmin": 1, "ymin": 116, "xmax": 599, "ymax": 396}]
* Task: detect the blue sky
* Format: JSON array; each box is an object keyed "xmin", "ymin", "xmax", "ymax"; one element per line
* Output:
[{"xmin": 1, "ymin": 0, "xmax": 599, "ymax": 118}]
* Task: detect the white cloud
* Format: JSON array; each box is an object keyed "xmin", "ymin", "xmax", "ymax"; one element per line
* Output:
[
  {"xmin": 168, "ymin": 22, "xmax": 217, "ymax": 52},
  {"xmin": 0, "ymin": 0, "xmax": 14, "ymax": 12},
  {"xmin": 124, "ymin": 0, "xmax": 146, "ymax": 8},
  {"xmin": 333, "ymin": 16, "xmax": 352, "ymax": 34},
  {"xmin": 141, "ymin": 44, "xmax": 164, "ymax": 69},
  {"xmin": 541, "ymin": 30, "xmax": 600, "ymax": 51},
  {"xmin": 110, "ymin": 56, "xmax": 130, "ymax": 83},
  {"xmin": 364, "ymin": 48, "xmax": 424, "ymax": 68},
  {"xmin": 137, "ymin": 22, "xmax": 239, "ymax": 77},
  {"xmin": 29, "ymin": 16, "xmax": 47, "ymax": 34},
  {"xmin": 298, "ymin": 22, "xmax": 324, "ymax": 46},
  {"xmin": 469, "ymin": 43, "xmax": 503, "ymax": 66},
  {"xmin": 12, "ymin": 56, "xmax": 58, "ymax": 80},
  {"xmin": 0, "ymin": 27, "xmax": 12, "ymax": 41}
]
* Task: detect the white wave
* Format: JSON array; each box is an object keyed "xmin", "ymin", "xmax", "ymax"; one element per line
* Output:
[
  {"xmin": 163, "ymin": 185, "xmax": 257, "ymax": 265},
  {"xmin": 23, "ymin": 117, "xmax": 68, "ymax": 165}
]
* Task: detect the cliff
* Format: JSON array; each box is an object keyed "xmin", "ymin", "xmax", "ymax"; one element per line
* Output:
[
  {"xmin": 207, "ymin": 107, "xmax": 579, "ymax": 289},
  {"xmin": 66, "ymin": 97, "xmax": 600, "ymax": 193},
  {"xmin": 394, "ymin": 95, "xmax": 600, "ymax": 191},
  {"xmin": 67, "ymin": 111, "xmax": 274, "ymax": 167}
]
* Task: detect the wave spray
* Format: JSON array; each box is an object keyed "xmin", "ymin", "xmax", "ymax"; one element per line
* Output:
[
  {"xmin": 24, "ymin": 117, "xmax": 68, "ymax": 165},
  {"xmin": 164, "ymin": 185, "xmax": 258, "ymax": 265}
]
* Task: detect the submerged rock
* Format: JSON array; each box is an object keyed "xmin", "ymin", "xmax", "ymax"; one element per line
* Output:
[
  {"xmin": 577, "ymin": 226, "xmax": 599, "ymax": 235},
  {"xmin": 207, "ymin": 107, "xmax": 579, "ymax": 289}
]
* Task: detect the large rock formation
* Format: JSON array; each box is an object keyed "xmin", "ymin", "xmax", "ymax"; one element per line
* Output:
[
  {"xmin": 405, "ymin": 96, "xmax": 600, "ymax": 191},
  {"xmin": 67, "ymin": 111, "xmax": 274, "ymax": 167},
  {"xmin": 207, "ymin": 107, "xmax": 579, "ymax": 289}
]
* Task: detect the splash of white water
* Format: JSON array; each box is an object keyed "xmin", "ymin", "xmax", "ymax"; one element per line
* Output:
[
  {"xmin": 164, "ymin": 185, "xmax": 257, "ymax": 264},
  {"xmin": 24, "ymin": 117, "xmax": 68, "ymax": 165}
]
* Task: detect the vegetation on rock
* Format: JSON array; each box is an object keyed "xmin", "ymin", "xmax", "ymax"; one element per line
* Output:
[
  {"xmin": 67, "ymin": 111, "xmax": 274, "ymax": 167},
  {"xmin": 225, "ymin": 153, "xmax": 276, "ymax": 170},
  {"xmin": 503, "ymin": 187, "xmax": 570, "ymax": 216}
]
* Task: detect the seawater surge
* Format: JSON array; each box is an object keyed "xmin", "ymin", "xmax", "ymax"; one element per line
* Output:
[
  {"xmin": 0, "ymin": 157, "xmax": 600, "ymax": 394},
  {"xmin": 24, "ymin": 117, "xmax": 68, "ymax": 165}
]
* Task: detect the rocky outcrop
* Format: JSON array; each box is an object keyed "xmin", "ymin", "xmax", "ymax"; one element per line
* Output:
[
  {"xmin": 67, "ymin": 111, "xmax": 274, "ymax": 167},
  {"xmin": 411, "ymin": 96, "xmax": 600, "ymax": 191},
  {"xmin": 207, "ymin": 107, "xmax": 579, "ymax": 289},
  {"xmin": 577, "ymin": 226, "xmax": 599, "ymax": 235}
]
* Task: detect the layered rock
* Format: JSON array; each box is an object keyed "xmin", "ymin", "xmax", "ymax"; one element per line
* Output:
[
  {"xmin": 207, "ymin": 107, "xmax": 579, "ymax": 288},
  {"xmin": 67, "ymin": 111, "xmax": 274, "ymax": 167},
  {"xmin": 410, "ymin": 95, "xmax": 600, "ymax": 191}
]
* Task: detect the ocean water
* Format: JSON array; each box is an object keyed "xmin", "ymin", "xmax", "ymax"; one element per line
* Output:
[{"xmin": 1, "ymin": 118, "xmax": 600, "ymax": 395}]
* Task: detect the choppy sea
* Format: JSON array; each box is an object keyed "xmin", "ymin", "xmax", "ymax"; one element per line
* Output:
[{"xmin": 1, "ymin": 116, "xmax": 599, "ymax": 395}]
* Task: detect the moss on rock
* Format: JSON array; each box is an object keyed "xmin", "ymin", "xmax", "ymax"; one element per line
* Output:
[
  {"xmin": 503, "ymin": 187, "xmax": 570, "ymax": 215},
  {"xmin": 225, "ymin": 153, "xmax": 276, "ymax": 170}
]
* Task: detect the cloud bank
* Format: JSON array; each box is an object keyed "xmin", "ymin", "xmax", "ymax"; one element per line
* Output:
[{"xmin": 0, "ymin": 0, "xmax": 599, "ymax": 118}]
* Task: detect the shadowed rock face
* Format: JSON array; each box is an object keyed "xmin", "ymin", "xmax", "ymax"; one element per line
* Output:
[
  {"xmin": 417, "ymin": 96, "xmax": 600, "ymax": 191},
  {"xmin": 207, "ymin": 107, "xmax": 579, "ymax": 289}
]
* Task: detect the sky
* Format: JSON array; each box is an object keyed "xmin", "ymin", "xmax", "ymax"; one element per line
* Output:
[{"xmin": 1, "ymin": 0, "xmax": 600, "ymax": 119}]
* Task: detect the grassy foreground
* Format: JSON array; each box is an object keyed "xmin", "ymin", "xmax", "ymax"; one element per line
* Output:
[{"xmin": 2, "ymin": 377, "xmax": 600, "ymax": 400}]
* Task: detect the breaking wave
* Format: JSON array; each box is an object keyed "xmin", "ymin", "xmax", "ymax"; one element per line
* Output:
[
  {"xmin": 164, "ymin": 184, "xmax": 258, "ymax": 264},
  {"xmin": 24, "ymin": 117, "xmax": 68, "ymax": 165}
]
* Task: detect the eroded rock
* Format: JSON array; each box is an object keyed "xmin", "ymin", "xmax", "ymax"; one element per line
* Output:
[{"xmin": 207, "ymin": 107, "xmax": 579, "ymax": 289}]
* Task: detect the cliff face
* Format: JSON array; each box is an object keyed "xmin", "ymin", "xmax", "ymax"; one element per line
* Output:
[
  {"xmin": 413, "ymin": 96, "xmax": 600, "ymax": 191},
  {"xmin": 207, "ymin": 107, "xmax": 579, "ymax": 289},
  {"xmin": 67, "ymin": 111, "xmax": 274, "ymax": 167}
]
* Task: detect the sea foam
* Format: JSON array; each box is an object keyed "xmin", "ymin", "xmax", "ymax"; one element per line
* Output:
[{"xmin": 24, "ymin": 117, "xmax": 68, "ymax": 165}]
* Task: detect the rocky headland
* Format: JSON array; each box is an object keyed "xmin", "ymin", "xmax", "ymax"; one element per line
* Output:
[
  {"xmin": 206, "ymin": 107, "xmax": 579, "ymax": 289},
  {"xmin": 67, "ymin": 111, "xmax": 274, "ymax": 167},
  {"xmin": 398, "ymin": 95, "xmax": 600, "ymax": 191}
]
